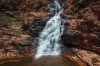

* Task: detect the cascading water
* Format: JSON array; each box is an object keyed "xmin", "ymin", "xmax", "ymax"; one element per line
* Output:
[{"xmin": 35, "ymin": 0, "xmax": 64, "ymax": 59}]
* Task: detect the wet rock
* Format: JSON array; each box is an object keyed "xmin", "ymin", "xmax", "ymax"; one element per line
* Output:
[
  {"xmin": 73, "ymin": 48, "xmax": 100, "ymax": 66},
  {"xmin": 29, "ymin": 16, "xmax": 50, "ymax": 37}
]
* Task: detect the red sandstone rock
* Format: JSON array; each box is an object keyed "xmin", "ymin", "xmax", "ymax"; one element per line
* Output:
[{"xmin": 62, "ymin": 0, "xmax": 100, "ymax": 53}]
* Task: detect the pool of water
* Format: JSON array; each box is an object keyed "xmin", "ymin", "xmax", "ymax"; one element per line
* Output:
[{"xmin": 1, "ymin": 56, "xmax": 78, "ymax": 66}]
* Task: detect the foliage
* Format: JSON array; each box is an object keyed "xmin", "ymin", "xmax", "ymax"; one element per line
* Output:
[
  {"xmin": 74, "ymin": 13, "xmax": 79, "ymax": 19},
  {"xmin": 0, "ymin": 12, "xmax": 10, "ymax": 27},
  {"xmin": 0, "ymin": 12, "xmax": 22, "ymax": 28},
  {"xmin": 7, "ymin": 18, "xmax": 22, "ymax": 28},
  {"xmin": 0, "ymin": 39, "xmax": 3, "ymax": 45},
  {"xmin": 96, "ymin": 0, "xmax": 100, "ymax": 5}
]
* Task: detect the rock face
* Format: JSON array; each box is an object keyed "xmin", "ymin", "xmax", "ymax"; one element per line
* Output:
[
  {"xmin": 65, "ymin": 48, "xmax": 100, "ymax": 66},
  {"xmin": 27, "ymin": 0, "xmax": 100, "ymax": 54},
  {"xmin": 0, "ymin": 0, "xmax": 50, "ymax": 60},
  {"xmin": 0, "ymin": 34, "xmax": 36, "ymax": 60},
  {"xmin": 0, "ymin": 0, "xmax": 100, "ymax": 61},
  {"xmin": 62, "ymin": 0, "xmax": 100, "ymax": 53}
]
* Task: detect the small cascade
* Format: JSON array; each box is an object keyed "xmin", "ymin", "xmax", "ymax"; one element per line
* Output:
[{"xmin": 35, "ymin": 0, "xmax": 64, "ymax": 59}]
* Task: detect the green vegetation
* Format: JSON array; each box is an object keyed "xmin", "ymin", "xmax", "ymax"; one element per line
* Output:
[
  {"xmin": 0, "ymin": 39, "xmax": 4, "ymax": 49},
  {"xmin": 96, "ymin": 0, "xmax": 100, "ymax": 5},
  {"xmin": 0, "ymin": 39, "xmax": 3, "ymax": 45},
  {"xmin": 7, "ymin": 18, "xmax": 22, "ymax": 37},
  {"xmin": 74, "ymin": 13, "xmax": 79, "ymax": 19},
  {"xmin": 0, "ymin": 12, "xmax": 22, "ymax": 38},
  {"xmin": 0, "ymin": 12, "xmax": 6, "ymax": 18},
  {"xmin": 0, "ymin": 12, "xmax": 22, "ymax": 28},
  {"xmin": 7, "ymin": 18, "xmax": 22, "ymax": 28},
  {"xmin": 0, "ymin": 60, "xmax": 6, "ymax": 63},
  {"xmin": 0, "ymin": 12, "xmax": 10, "ymax": 28}
]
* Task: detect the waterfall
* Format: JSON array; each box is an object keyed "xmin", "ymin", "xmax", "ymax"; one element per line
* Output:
[{"xmin": 35, "ymin": 0, "xmax": 64, "ymax": 59}]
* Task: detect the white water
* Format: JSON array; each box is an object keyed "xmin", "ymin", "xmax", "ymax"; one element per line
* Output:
[{"xmin": 35, "ymin": 1, "xmax": 64, "ymax": 59}]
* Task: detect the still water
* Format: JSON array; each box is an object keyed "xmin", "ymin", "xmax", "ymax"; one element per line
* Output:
[{"xmin": 1, "ymin": 56, "xmax": 78, "ymax": 66}]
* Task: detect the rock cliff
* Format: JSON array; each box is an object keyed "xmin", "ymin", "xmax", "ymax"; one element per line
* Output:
[{"xmin": 62, "ymin": 0, "xmax": 100, "ymax": 53}]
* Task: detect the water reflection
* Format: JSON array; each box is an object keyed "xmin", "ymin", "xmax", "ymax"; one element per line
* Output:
[{"xmin": 1, "ymin": 56, "xmax": 78, "ymax": 66}]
